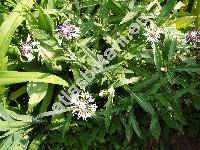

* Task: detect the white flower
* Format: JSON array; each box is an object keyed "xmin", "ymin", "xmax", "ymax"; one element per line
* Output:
[
  {"xmin": 143, "ymin": 26, "xmax": 162, "ymax": 43},
  {"xmin": 58, "ymin": 22, "xmax": 81, "ymax": 39},
  {"xmin": 69, "ymin": 91, "xmax": 97, "ymax": 120}
]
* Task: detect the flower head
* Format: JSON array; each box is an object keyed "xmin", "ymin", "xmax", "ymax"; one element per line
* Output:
[
  {"xmin": 69, "ymin": 92, "xmax": 97, "ymax": 120},
  {"xmin": 58, "ymin": 22, "xmax": 81, "ymax": 39},
  {"xmin": 186, "ymin": 30, "xmax": 200, "ymax": 43},
  {"xmin": 20, "ymin": 34, "xmax": 37, "ymax": 61},
  {"xmin": 143, "ymin": 26, "xmax": 162, "ymax": 43}
]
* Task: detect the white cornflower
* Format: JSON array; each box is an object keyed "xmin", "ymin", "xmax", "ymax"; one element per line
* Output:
[
  {"xmin": 20, "ymin": 34, "xmax": 39, "ymax": 61},
  {"xmin": 58, "ymin": 22, "xmax": 81, "ymax": 39},
  {"xmin": 143, "ymin": 26, "xmax": 162, "ymax": 43},
  {"xmin": 69, "ymin": 92, "xmax": 97, "ymax": 120}
]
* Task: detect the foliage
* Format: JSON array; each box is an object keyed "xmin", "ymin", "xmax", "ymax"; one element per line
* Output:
[{"xmin": 0, "ymin": 0, "xmax": 200, "ymax": 149}]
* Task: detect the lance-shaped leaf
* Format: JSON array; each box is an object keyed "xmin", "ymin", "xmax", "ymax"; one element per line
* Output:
[
  {"xmin": 129, "ymin": 112, "xmax": 142, "ymax": 139},
  {"xmin": 0, "ymin": 71, "xmax": 69, "ymax": 86},
  {"xmin": 36, "ymin": 3, "xmax": 54, "ymax": 36},
  {"xmin": 150, "ymin": 116, "xmax": 161, "ymax": 140},
  {"xmin": 120, "ymin": 5, "xmax": 142, "ymax": 24},
  {"xmin": 156, "ymin": 0, "xmax": 176, "ymax": 25}
]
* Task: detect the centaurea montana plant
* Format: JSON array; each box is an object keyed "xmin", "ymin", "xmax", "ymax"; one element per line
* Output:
[{"xmin": 1, "ymin": 0, "xmax": 200, "ymax": 149}]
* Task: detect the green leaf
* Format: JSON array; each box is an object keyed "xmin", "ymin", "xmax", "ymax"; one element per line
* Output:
[
  {"xmin": 129, "ymin": 112, "xmax": 142, "ymax": 139},
  {"xmin": 134, "ymin": 72, "xmax": 163, "ymax": 91},
  {"xmin": 27, "ymin": 82, "xmax": 48, "ymax": 111},
  {"xmin": 168, "ymin": 39, "xmax": 177, "ymax": 66},
  {"xmin": 102, "ymin": 32, "xmax": 122, "ymax": 52},
  {"xmin": 125, "ymin": 86, "xmax": 156, "ymax": 116},
  {"xmin": 125, "ymin": 86, "xmax": 160, "ymax": 139},
  {"xmin": 34, "ymin": 108, "xmax": 71, "ymax": 122},
  {"xmin": 170, "ymin": 66, "xmax": 200, "ymax": 72},
  {"xmin": 167, "ymin": 16, "xmax": 196, "ymax": 29},
  {"xmin": 47, "ymin": 0, "xmax": 56, "ymax": 9},
  {"xmin": 120, "ymin": 5, "xmax": 142, "ymax": 24},
  {"xmin": 31, "ymin": 28, "xmax": 61, "ymax": 52},
  {"xmin": 36, "ymin": 4, "xmax": 54, "ymax": 36},
  {"xmin": 150, "ymin": 116, "xmax": 161, "ymax": 140},
  {"xmin": 0, "ymin": 121, "xmax": 30, "ymax": 131},
  {"xmin": 29, "ymin": 133, "xmax": 46, "ymax": 150},
  {"xmin": 119, "ymin": 114, "xmax": 132, "ymax": 142},
  {"xmin": 113, "ymin": 77, "xmax": 140, "ymax": 88},
  {"xmin": 147, "ymin": 77, "xmax": 168, "ymax": 94},
  {"xmin": 10, "ymin": 130, "xmax": 29, "ymax": 150},
  {"xmin": 9, "ymin": 85, "xmax": 27, "ymax": 101},
  {"xmin": 39, "ymin": 84, "xmax": 54, "ymax": 113},
  {"xmin": 108, "ymin": 0, "xmax": 126, "ymax": 14},
  {"xmin": 170, "ymin": 82, "xmax": 199, "ymax": 100},
  {"xmin": 0, "ymin": 134, "xmax": 13, "ymax": 149},
  {"xmin": 162, "ymin": 114, "xmax": 183, "ymax": 133},
  {"xmin": 125, "ymin": 122, "xmax": 132, "ymax": 142},
  {"xmin": 5, "ymin": 109, "xmax": 32, "ymax": 122},
  {"xmin": 194, "ymin": 98, "xmax": 200, "ymax": 110},
  {"xmin": 0, "ymin": 128, "xmax": 18, "ymax": 139},
  {"xmin": 156, "ymin": 95, "xmax": 186, "ymax": 124},
  {"xmin": 153, "ymin": 43, "xmax": 163, "ymax": 69},
  {"xmin": 76, "ymin": 37, "xmax": 95, "ymax": 48},
  {"xmin": 0, "ymin": 104, "xmax": 12, "ymax": 121},
  {"xmin": 62, "ymin": 115, "xmax": 72, "ymax": 139},
  {"xmin": 102, "ymin": 62, "xmax": 123, "ymax": 73},
  {"xmin": 194, "ymin": 0, "xmax": 200, "ymax": 29},
  {"xmin": 156, "ymin": 0, "xmax": 176, "ymax": 25},
  {"xmin": 0, "ymin": 71, "xmax": 69, "ymax": 86},
  {"xmin": 79, "ymin": 46, "xmax": 97, "ymax": 64}
]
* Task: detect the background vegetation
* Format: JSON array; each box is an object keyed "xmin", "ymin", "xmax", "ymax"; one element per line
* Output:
[{"xmin": 0, "ymin": 0, "xmax": 200, "ymax": 149}]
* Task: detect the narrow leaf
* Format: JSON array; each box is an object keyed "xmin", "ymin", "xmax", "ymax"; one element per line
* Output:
[
  {"xmin": 156, "ymin": 0, "xmax": 176, "ymax": 25},
  {"xmin": 0, "ymin": 71, "xmax": 69, "ymax": 86},
  {"xmin": 130, "ymin": 112, "xmax": 142, "ymax": 139},
  {"xmin": 150, "ymin": 116, "xmax": 161, "ymax": 140},
  {"xmin": 36, "ymin": 4, "xmax": 54, "ymax": 36},
  {"xmin": 120, "ymin": 5, "xmax": 142, "ymax": 24}
]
